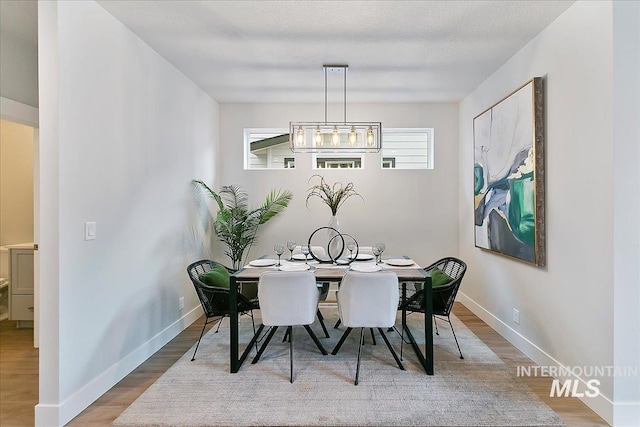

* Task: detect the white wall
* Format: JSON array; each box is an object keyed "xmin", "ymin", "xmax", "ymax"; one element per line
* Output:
[
  {"xmin": 612, "ymin": 1, "xmax": 640, "ymax": 425},
  {"xmin": 218, "ymin": 103, "xmax": 459, "ymax": 268},
  {"xmin": 0, "ymin": 119, "xmax": 34, "ymax": 245},
  {"xmin": 37, "ymin": 1, "xmax": 219, "ymax": 425},
  {"xmin": 0, "ymin": 30, "xmax": 38, "ymax": 108},
  {"xmin": 459, "ymin": 1, "xmax": 630, "ymax": 424}
]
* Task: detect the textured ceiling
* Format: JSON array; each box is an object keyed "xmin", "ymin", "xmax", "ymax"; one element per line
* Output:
[{"xmin": 1, "ymin": 0, "xmax": 574, "ymax": 104}]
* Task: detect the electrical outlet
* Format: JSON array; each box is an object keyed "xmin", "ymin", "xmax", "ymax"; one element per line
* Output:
[
  {"xmin": 178, "ymin": 297, "xmax": 184, "ymax": 311},
  {"xmin": 513, "ymin": 308, "xmax": 520, "ymax": 324}
]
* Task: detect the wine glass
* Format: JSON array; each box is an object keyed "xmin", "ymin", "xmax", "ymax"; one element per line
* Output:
[
  {"xmin": 286, "ymin": 240, "xmax": 297, "ymax": 261},
  {"xmin": 301, "ymin": 245, "xmax": 310, "ymax": 265},
  {"xmin": 347, "ymin": 241, "xmax": 356, "ymax": 260},
  {"xmin": 372, "ymin": 244, "xmax": 382, "ymax": 265},
  {"xmin": 375, "ymin": 242, "xmax": 386, "ymax": 263},
  {"xmin": 274, "ymin": 243, "xmax": 284, "ymax": 266}
]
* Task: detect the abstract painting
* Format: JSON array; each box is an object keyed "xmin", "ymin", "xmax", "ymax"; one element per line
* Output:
[{"xmin": 473, "ymin": 78, "xmax": 545, "ymax": 266}]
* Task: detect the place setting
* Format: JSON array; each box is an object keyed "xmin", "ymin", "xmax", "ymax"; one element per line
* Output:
[
  {"xmin": 382, "ymin": 258, "xmax": 417, "ymax": 267},
  {"xmin": 246, "ymin": 243, "xmax": 318, "ymax": 272}
]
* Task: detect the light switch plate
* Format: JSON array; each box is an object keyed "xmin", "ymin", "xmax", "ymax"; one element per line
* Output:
[{"xmin": 84, "ymin": 222, "xmax": 96, "ymax": 241}]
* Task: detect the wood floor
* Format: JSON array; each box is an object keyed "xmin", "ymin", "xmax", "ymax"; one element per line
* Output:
[{"xmin": 0, "ymin": 303, "xmax": 609, "ymax": 427}]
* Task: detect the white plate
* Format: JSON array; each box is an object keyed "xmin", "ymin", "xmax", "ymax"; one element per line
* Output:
[
  {"xmin": 278, "ymin": 263, "xmax": 310, "ymax": 272},
  {"xmin": 350, "ymin": 264, "xmax": 382, "ymax": 273},
  {"xmin": 249, "ymin": 259, "xmax": 277, "ymax": 267},
  {"xmin": 348, "ymin": 253, "xmax": 374, "ymax": 261},
  {"xmin": 385, "ymin": 258, "xmax": 415, "ymax": 267},
  {"xmin": 292, "ymin": 253, "xmax": 312, "ymax": 261}
]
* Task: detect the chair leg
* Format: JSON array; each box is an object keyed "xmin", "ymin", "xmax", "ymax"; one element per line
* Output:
[
  {"xmin": 370, "ymin": 328, "xmax": 377, "ymax": 345},
  {"xmin": 355, "ymin": 328, "xmax": 365, "ymax": 385},
  {"xmin": 316, "ymin": 309, "xmax": 330, "ymax": 338},
  {"xmin": 215, "ymin": 316, "xmax": 224, "ymax": 333},
  {"xmin": 252, "ymin": 326, "xmax": 279, "ymax": 364},
  {"xmin": 377, "ymin": 328, "xmax": 405, "ymax": 371},
  {"xmin": 250, "ymin": 311, "xmax": 258, "ymax": 353},
  {"xmin": 400, "ymin": 324, "xmax": 405, "ymax": 361},
  {"xmin": 289, "ymin": 326, "xmax": 294, "ymax": 383},
  {"xmin": 331, "ymin": 327, "xmax": 353, "ymax": 355},
  {"xmin": 434, "ymin": 315, "xmax": 440, "ymax": 335},
  {"xmin": 191, "ymin": 316, "xmax": 211, "ymax": 361},
  {"xmin": 447, "ymin": 315, "xmax": 464, "ymax": 359},
  {"xmin": 333, "ymin": 318, "xmax": 342, "ymax": 329},
  {"xmin": 303, "ymin": 325, "xmax": 328, "ymax": 355},
  {"xmin": 282, "ymin": 328, "xmax": 290, "ymax": 343}
]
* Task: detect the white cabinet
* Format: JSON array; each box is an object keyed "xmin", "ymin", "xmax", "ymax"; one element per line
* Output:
[
  {"xmin": 0, "ymin": 278, "xmax": 8, "ymax": 321},
  {"xmin": 8, "ymin": 245, "xmax": 34, "ymax": 327}
]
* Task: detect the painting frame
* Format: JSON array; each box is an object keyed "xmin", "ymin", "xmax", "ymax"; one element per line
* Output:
[{"xmin": 473, "ymin": 77, "xmax": 545, "ymax": 266}]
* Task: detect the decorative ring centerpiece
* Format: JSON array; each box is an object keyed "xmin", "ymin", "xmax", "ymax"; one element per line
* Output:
[{"xmin": 307, "ymin": 227, "xmax": 359, "ymax": 264}]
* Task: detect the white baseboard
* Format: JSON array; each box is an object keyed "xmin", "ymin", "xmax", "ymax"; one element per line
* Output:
[
  {"xmin": 35, "ymin": 306, "xmax": 202, "ymax": 427},
  {"xmin": 457, "ymin": 291, "xmax": 614, "ymax": 426}
]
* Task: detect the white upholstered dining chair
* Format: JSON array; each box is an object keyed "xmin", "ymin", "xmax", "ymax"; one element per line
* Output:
[
  {"xmin": 331, "ymin": 271, "xmax": 405, "ymax": 385},
  {"xmin": 251, "ymin": 270, "xmax": 328, "ymax": 383},
  {"xmin": 291, "ymin": 245, "xmax": 331, "ymax": 337}
]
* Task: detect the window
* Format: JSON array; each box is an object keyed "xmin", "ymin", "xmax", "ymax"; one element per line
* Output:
[
  {"xmin": 381, "ymin": 128, "xmax": 433, "ymax": 169},
  {"xmin": 316, "ymin": 157, "xmax": 363, "ymax": 169},
  {"xmin": 244, "ymin": 127, "xmax": 433, "ymax": 170},
  {"xmin": 244, "ymin": 129, "xmax": 293, "ymax": 170}
]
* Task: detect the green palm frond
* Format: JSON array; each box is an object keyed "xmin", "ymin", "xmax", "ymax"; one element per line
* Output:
[
  {"xmin": 220, "ymin": 185, "xmax": 249, "ymax": 212},
  {"xmin": 192, "ymin": 179, "xmax": 224, "ymax": 211},
  {"xmin": 192, "ymin": 179, "xmax": 292, "ymax": 270},
  {"xmin": 255, "ymin": 189, "xmax": 294, "ymax": 224}
]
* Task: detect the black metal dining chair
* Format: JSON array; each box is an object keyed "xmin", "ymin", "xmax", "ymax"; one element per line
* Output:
[
  {"xmin": 187, "ymin": 260, "xmax": 259, "ymax": 361},
  {"xmin": 399, "ymin": 257, "xmax": 467, "ymax": 359}
]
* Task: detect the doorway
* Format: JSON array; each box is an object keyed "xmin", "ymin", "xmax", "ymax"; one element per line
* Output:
[{"xmin": 0, "ymin": 98, "xmax": 39, "ymax": 345}]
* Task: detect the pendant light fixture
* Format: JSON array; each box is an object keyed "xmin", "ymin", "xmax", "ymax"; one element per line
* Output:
[{"xmin": 290, "ymin": 65, "xmax": 382, "ymax": 153}]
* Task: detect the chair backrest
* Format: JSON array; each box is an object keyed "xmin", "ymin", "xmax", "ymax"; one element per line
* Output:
[
  {"xmin": 293, "ymin": 245, "xmax": 327, "ymax": 257},
  {"xmin": 356, "ymin": 246, "xmax": 374, "ymax": 256},
  {"xmin": 337, "ymin": 271, "xmax": 399, "ymax": 328},
  {"xmin": 425, "ymin": 257, "xmax": 467, "ymax": 316},
  {"xmin": 187, "ymin": 259, "xmax": 248, "ymax": 317},
  {"xmin": 258, "ymin": 271, "xmax": 319, "ymax": 326}
]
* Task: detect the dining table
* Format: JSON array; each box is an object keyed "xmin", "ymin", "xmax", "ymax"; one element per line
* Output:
[{"xmin": 227, "ymin": 256, "xmax": 434, "ymax": 375}]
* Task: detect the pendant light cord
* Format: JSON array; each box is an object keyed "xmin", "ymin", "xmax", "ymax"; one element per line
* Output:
[
  {"xmin": 344, "ymin": 66, "xmax": 347, "ymax": 122},
  {"xmin": 324, "ymin": 66, "xmax": 328, "ymax": 123}
]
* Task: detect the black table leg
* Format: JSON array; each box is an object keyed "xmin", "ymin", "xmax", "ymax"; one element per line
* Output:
[
  {"xmin": 401, "ymin": 276, "xmax": 434, "ymax": 375},
  {"xmin": 425, "ymin": 277, "xmax": 433, "ymax": 375},
  {"xmin": 401, "ymin": 282, "xmax": 407, "ymax": 336},
  {"xmin": 230, "ymin": 275, "xmax": 239, "ymax": 373}
]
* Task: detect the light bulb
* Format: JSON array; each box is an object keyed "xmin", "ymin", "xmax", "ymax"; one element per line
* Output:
[
  {"xmin": 348, "ymin": 126, "xmax": 357, "ymax": 146},
  {"xmin": 331, "ymin": 127, "xmax": 340, "ymax": 147},
  {"xmin": 314, "ymin": 126, "xmax": 323, "ymax": 146},
  {"xmin": 366, "ymin": 127, "xmax": 374, "ymax": 147},
  {"xmin": 296, "ymin": 127, "xmax": 305, "ymax": 147}
]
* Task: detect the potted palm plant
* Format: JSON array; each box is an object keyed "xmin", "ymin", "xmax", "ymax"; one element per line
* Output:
[{"xmin": 193, "ymin": 180, "xmax": 293, "ymax": 271}]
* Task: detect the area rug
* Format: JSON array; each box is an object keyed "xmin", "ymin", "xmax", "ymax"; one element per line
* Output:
[{"xmin": 113, "ymin": 308, "xmax": 564, "ymax": 427}]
